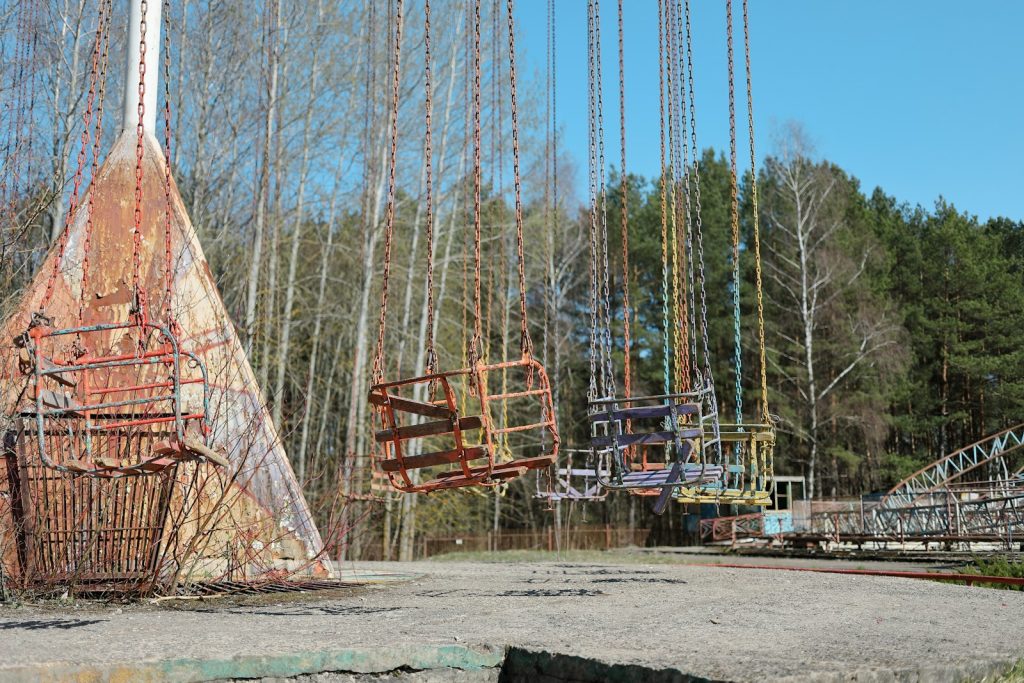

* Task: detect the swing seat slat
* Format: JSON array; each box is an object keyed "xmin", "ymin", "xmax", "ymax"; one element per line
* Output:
[
  {"xmin": 368, "ymin": 393, "xmax": 453, "ymax": 420},
  {"xmin": 592, "ymin": 428, "xmax": 701, "ymax": 449},
  {"xmin": 589, "ymin": 403, "xmax": 699, "ymax": 422},
  {"xmin": 619, "ymin": 464, "xmax": 723, "ymax": 487},
  {"xmin": 375, "ymin": 415, "xmax": 483, "ymax": 443},
  {"xmin": 380, "ymin": 445, "xmax": 487, "ymax": 473}
]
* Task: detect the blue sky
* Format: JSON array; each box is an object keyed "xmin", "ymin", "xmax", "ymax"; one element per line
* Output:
[{"xmin": 515, "ymin": 1, "xmax": 1024, "ymax": 221}]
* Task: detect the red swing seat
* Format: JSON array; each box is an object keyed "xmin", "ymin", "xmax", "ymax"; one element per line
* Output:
[
  {"xmin": 15, "ymin": 315, "xmax": 224, "ymax": 477},
  {"xmin": 369, "ymin": 356, "xmax": 559, "ymax": 493}
]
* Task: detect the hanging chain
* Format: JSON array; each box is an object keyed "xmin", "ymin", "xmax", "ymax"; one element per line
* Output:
[
  {"xmin": 76, "ymin": 0, "xmax": 112, "ymax": 327},
  {"xmin": 469, "ymin": 0, "xmax": 484, "ymax": 365},
  {"xmin": 422, "ymin": 0, "xmax": 438, "ymax": 375},
  {"xmin": 44, "ymin": 0, "xmax": 108, "ymax": 311},
  {"xmin": 745, "ymin": 0, "xmax": 768, "ymax": 424},
  {"xmin": 593, "ymin": 0, "xmax": 616, "ymax": 399},
  {"xmin": 131, "ymin": 0, "xmax": 149, "ymax": 324},
  {"xmin": 685, "ymin": 0, "xmax": 722, "ymax": 460},
  {"xmin": 586, "ymin": 0, "xmax": 600, "ymax": 400},
  {"xmin": 673, "ymin": 0, "xmax": 696, "ymax": 388},
  {"xmin": 161, "ymin": 0, "xmax": 175, "ymax": 325},
  {"xmin": 617, "ymin": 0, "xmax": 632, "ymax": 404},
  {"xmin": 669, "ymin": 0, "xmax": 691, "ymax": 392},
  {"xmin": 656, "ymin": 0, "xmax": 671, "ymax": 397},
  {"xmin": 505, "ymin": 0, "xmax": 533, "ymax": 360},
  {"xmin": 665, "ymin": 0, "xmax": 683, "ymax": 393},
  {"xmin": 726, "ymin": 0, "xmax": 743, "ymax": 426},
  {"xmin": 371, "ymin": 0, "xmax": 403, "ymax": 386}
]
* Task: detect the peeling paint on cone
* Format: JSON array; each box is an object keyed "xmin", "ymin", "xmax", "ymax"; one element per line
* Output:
[{"xmin": 0, "ymin": 131, "xmax": 326, "ymax": 586}]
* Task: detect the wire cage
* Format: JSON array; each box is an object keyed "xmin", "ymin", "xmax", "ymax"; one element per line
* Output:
[
  {"xmin": 3, "ymin": 425, "xmax": 177, "ymax": 593},
  {"xmin": 2, "ymin": 316, "xmax": 224, "ymax": 592},
  {"xmin": 369, "ymin": 356, "xmax": 559, "ymax": 493}
]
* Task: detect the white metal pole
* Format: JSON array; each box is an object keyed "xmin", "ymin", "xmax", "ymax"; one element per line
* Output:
[{"xmin": 122, "ymin": 0, "xmax": 162, "ymax": 134}]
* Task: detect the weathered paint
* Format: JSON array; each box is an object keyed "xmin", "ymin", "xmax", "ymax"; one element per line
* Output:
[{"xmin": 0, "ymin": 131, "xmax": 325, "ymax": 585}]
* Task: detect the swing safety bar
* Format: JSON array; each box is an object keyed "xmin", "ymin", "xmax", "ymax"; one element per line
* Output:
[{"xmin": 370, "ymin": 356, "xmax": 559, "ymax": 494}]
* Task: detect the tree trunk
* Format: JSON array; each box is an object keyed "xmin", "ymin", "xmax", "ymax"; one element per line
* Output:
[{"xmin": 245, "ymin": 0, "xmax": 281, "ymax": 355}]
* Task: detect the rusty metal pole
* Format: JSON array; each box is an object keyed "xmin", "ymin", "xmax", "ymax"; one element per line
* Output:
[{"xmin": 122, "ymin": 0, "xmax": 162, "ymax": 134}]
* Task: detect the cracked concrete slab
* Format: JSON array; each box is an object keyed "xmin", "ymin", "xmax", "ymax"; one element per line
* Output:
[{"xmin": 0, "ymin": 559, "xmax": 1021, "ymax": 682}]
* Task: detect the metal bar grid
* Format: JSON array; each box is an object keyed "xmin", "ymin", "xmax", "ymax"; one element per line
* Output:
[
  {"xmin": 19, "ymin": 320, "xmax": 212, "ymax": 477},
  {"xmin": 370, "ymin": 356, "xmax": 559, "ymax": 493},
  {"xmin": 4, "ymin": 419, "xmax": 177, "ymax": 594}
]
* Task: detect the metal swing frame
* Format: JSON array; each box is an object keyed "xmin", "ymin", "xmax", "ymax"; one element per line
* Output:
[
  {"xmin": 534, "ymin": 448, "xmax": 610, "ymax": 503},
  {"xmin": 674, "ymin": 421, "xmax": 775, "ymax": 506},
  {"xmin": 16, "ymin": 315, "xmax": 217, "ymax": 477},
  {"xmin": 369, "ymin": 355, "xmax": 559, "ymax": 494},
  {"xmin": 590, "ymin": 386, "xmax": 723, "ymax": 508},
  {"xmin": 5, "ymin": 315, "xmax": 222, "ymax": 591}
]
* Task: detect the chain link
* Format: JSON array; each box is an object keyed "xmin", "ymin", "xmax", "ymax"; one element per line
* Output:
[
  {"xmin": 684, "ymin": 0, "xmax": 723, "ymax": 462},
  {"xmin": 667, "ymin": 0, "xmax": 691, "ymax": 392},
  {"xmin": 43, "ymin": 0, "xmax": 109, "ymax": 311},
  {"xmin": 616, "ymin": 0, "xmax": 632, "ymax": 404},
  {"xmin": 469, "ymin": 0, "xmax": 483, "ymax": 366},
  {"xmin": 131, "ymin": 0, "xmax": 149, "ymax": 324},
  {"xmin": 505, "ymin": 0, "xmax": 533, "ymax": 360},
  {"xmin": 593, "ymin": 0, "xmax": 615, "ymax": 398},
  {"xmin": 665, "ymin": 0, "xmax": 684, "ymax": 393},
  {"xmin": 656, "ymin": 0, "xmax": 671, "ymax": 396},
  {"xmin": 586, "ymin": 0, "xmax": 599, "ymax": 400},
  {"xmin": 76, "ymin": 0, "xmax": 112, "ymax": 327},
  {"xmin": 162, "ymin": 0, "xmax": 175, "ymax": 325}
]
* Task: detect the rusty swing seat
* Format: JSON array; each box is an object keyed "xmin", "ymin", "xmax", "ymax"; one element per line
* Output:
[
  {"xmin": 370, "ymin": 356, "xmax": 559, "ymax": 493},
  {"xmin": 14, "ymin": 316, "xmax": 227, "ymax": 477},
  {"xmin": 4, "ymin": 316, "xmax": 229, "ymax": 591}
]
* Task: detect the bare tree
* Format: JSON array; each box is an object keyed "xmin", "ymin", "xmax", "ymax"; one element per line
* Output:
[{"xmin": 761, "ymin": 124, "xmax": 902, "ymax": 499}]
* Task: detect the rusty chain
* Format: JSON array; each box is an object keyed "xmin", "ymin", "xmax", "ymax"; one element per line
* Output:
[
  {"xmin": 422, "ymin": 0, "xmax": 437, "ymax": 375},
  {"xmin": 371, "ymin": 0, "xmax": 403, "ymax": 386},
  {"xmin": 75, "ymin": 0, "xmax": 112, "ymax": 326},
  {"xmin": 131, "ymin": 0, "xmax": 149, "ymax": 324},
  {"xmin": 504, "ymin": 0, "xmax": 533, "ymax": 360},
  {"xmin": 468, "ymin": 0, "xmax": 483, "ymax": 366},
  {"xmin": 44, "ymin": 0, "xmax": 109, "ymax": 311},
  {"xmin": 162, "ymin": 0, "xmax": 175, "ymax": 325}
]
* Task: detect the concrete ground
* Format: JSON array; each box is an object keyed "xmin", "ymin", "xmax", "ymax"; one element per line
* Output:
[{"xmin": 0, "ymin": 557, "xmax": 1022, "ymax": 682}]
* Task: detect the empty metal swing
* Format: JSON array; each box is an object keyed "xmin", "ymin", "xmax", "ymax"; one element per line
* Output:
[{"xmin": 367, "ymin": 0, "xmax": 559, "ymax": 494}]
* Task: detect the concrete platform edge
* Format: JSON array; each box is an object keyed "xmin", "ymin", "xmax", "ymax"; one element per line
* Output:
[{"xmin": 0, "ymin": 644, "xmax": 506, "ymax": 683}]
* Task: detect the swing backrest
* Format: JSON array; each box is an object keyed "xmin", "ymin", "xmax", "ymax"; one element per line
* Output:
[
  {"xmin": 370, "ymin": 357, "xmax": 559, "ymax": 493},
  {"xmin": 18, "ymin": 319, "xmax": 210, "ymax": 476},
  {"xmin": 370, "ymin": 369, "xmax": 492, "ymax": 493}
]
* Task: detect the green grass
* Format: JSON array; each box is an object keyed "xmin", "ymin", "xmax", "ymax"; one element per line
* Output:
[
  {"xmin": 971, "ymin": 660, "xmax": 1024, "ymax": 682},
  {"xmin": 959, "ymin": 557, "xmax": 1024, "ymax": 591}
]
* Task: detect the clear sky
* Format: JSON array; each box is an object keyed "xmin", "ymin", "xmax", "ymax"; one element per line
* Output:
[{"xmin": 515, "ymin": 1, "xmax": 1024, "ymax": 221}]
